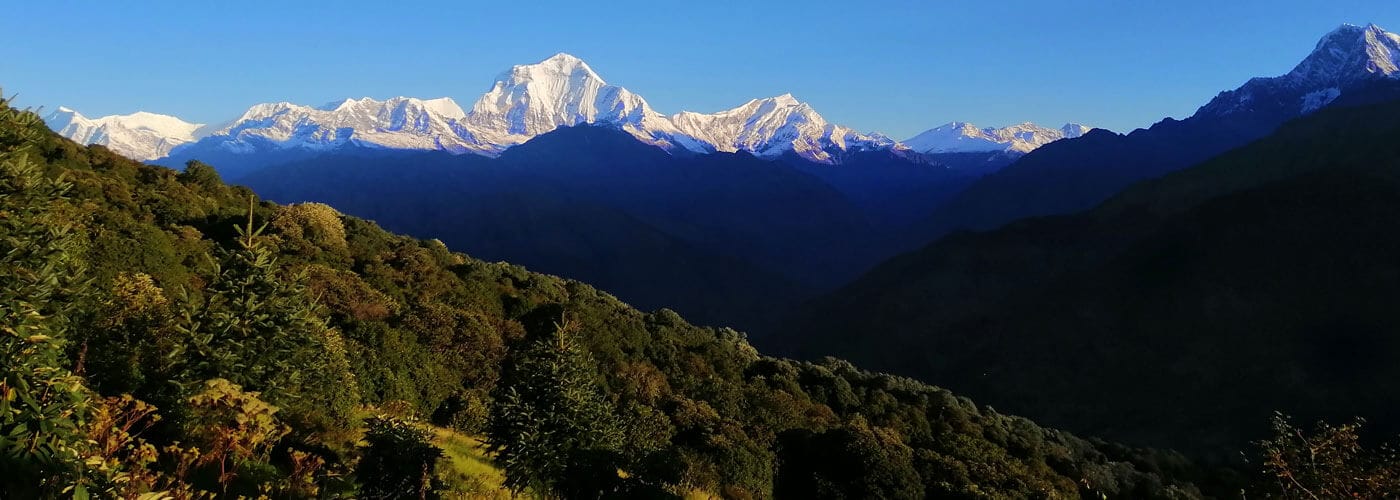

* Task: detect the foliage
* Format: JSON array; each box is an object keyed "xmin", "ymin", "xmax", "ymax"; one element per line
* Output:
[
  {"xmin": 175, "ymin": 209, "xmax": 359, "ymax": 441},
  {"xmin": 271, "ymin": 202, "xmax": 348, "ymax": 257},
  {"xmin": 775, "ymin": 416, "xmax": 923, "ymax": 499},
  {"xmin": 0, "ymin": 95, "xmax": 1240, "ymax": 497},
  {"xmin": 358, "ymin": 415, "xmax": 444, "ymax": 499},
  {"xmin": 0, "ymin": 94, "xmax": 96, "ymax": 497},
  {"xmin": 180, "ymin": 378, "xmax": 289, "ymax": 493},
  {"xmin": 74, "ymin": 272, "xmax": 178, "ymax": 396},
  {"xmin": 1255, "ymin": 412, "xmax": 1400, "ymax": 498},
  {"xmin": 486, "ymin": 317, "xmax": 625, "ymax": 497}
]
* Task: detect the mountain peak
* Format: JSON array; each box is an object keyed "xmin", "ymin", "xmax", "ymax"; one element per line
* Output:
[
  {"xmin": 1197, "ymin": 23, "xmax": 1400, "ymax": 119},
  {"xmin": 543, "ymin": 52, "xmax": 585, "ymax": 64},
  {"xmin": 47, "ymin": 53, "xmax": 938, "ymax": 164},
  {"xmin": 1290, "ymin": 22, "xmax": 1400, "ymax": 84},
  {"xmin": 766, "ymin": 93, "xmax": 800, "ymax": 106},
  {"xmin": 903, "ymin": 121, "xmax": 1090, "ymax": 154},
  {"xmin": 464, "ymin": 53, "xmax": 657, "ymax": 146},
  {"xmin": 502, "ymin": 52, "xmax": 604, "ymax": 85},
  {"xmin": 42, "ymin": 107, "xmax": 205, "ymax": 160}
]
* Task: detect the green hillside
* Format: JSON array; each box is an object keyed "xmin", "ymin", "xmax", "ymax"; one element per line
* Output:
[{"xmin": 0, "ymin": 96, "xmax": 1228, "ymax": 498}]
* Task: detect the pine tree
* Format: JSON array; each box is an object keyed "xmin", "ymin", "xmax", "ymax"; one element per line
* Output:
[
  {"xmin": 485, "ymin": 317, "xmax": 624, "ymax": 497},
  {"xmin": 175, "ymin": 200, "xmax": 359, "ymax": 439},
  {"xmin": 0, "ymin": 96, "xmax": 96, "ymax": 495}
]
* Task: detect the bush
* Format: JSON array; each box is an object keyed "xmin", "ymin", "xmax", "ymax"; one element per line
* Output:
[{"xmin": 358, "ymin": 416, "xmax": 444, "ymax": 499}]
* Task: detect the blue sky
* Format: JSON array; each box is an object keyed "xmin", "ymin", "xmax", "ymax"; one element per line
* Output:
[{"xmin": 5, "ymin": 1, "xmax": 1398, "ymax": 138}]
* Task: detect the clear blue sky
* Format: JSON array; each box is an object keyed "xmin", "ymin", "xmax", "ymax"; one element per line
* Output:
[{"xmin": 5, "ymin": 1, "xmax": 1397, "ymax": 138}]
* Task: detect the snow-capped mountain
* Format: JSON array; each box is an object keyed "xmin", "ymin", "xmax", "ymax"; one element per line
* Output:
[
  {"xmin": 1200, "ymin": 23, "xmax": 1400, "ymax": 117},
  {"xmin": 199, "ymin": 97, "xmax": 478, "ymax": 154},
  {"xmin": 461, "ymin": 53, "xmax": 679, "ymax": 153},
  {"xmin": 902, "ymin": 122, "xmax": 1090, "ymax": 155},
  {"xmin": 53, "ymin": 53, "xmax": 907, "ymax": 164},
  {"xmin": 42, "ymin": 107, "xmax": 205, "ymax": 161},
  {"xmin": 669, "ymin": 94, "xmax": 896, "ymax": 162},
  {"xmin": 47, "ymin": 25, "xmax": 1400, "ymax": 166}
]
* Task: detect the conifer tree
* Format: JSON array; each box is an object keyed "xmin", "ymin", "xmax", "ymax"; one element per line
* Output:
[
  {"xmin": 486, "ymin": 317, "xmax": 624, "ymax": 497},
  {"xmin": 175, "ymin": 199, "xmax": 359, "ymax": 439}
]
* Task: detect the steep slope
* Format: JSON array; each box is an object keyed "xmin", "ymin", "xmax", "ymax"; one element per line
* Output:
[
  {"xmin": 491, "ymin": 126, "xmax": 882, "ymax": 286},
  {"xmin": 458, "ymin": 53, "xmax": 681, "ymax": 152},
  {"xmin": 782, "ymin": 150, "xmax": 984, "ymax": 230},
  {"xmin": 15, "ymin": 100, "xmax": 1218, "ymax": 498},
  {"xmin": 236, "ymin": 126, "xmax": 888, "ymax": 328},
  {"xmin": 234, "ymin": 125, "xmax": 969, "ymax": 332},
  {"xmin": 903, "ymin": 23, "xmax": 1400, "ymax": 249},
  {"xmin": 42, "ymin": 107, "xmax": 205, "ymax": 160},
  {"xmin": 784, "ymin": 97, "xmax": 1400, "ymax": 455}
]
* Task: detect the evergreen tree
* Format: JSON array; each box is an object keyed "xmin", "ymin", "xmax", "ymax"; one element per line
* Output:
[
  {"xmin": 0, "ymin": 97, "xmax": 95, "ymax": 495},
  {"xmin": 175, "ymin": 202, "xmax": 359, "ymax": 440},
  {"xmin": 486, "ymin": 317, "xmax": 624, "ymax": 497}
]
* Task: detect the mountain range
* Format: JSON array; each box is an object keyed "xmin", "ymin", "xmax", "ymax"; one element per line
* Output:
[
  {"xmin": 44, "ymin": 53, "xmax": 1084, "ymax": 167},
  {"xmin": 903, "ymin": 121, "xmax": 1091, "ymax": 155},
  {"xmin": 19, "ymin": 19, "xmax": 1400, "ymax": 492},
  {"xmin": 4, "ymin": 94, "xmax": 1227, "ymax": 497},
  {"xmin": 783, "ymin": 90, "xmax": 1400, "ymax": 457},
  {"xmin": 42, "ymin": 106, "xmax": 208, "ymax": 160},
  {"xmin": 780, "ymin": 24, "xmax": 1400, "ymax": 454},
  {"xmin": 41, "ymin": 23, "xmax": 1400, "ymax": 339},
  {"xmin": 899, "ymin": 23, "xmax": 1400, "ymax": 250}
]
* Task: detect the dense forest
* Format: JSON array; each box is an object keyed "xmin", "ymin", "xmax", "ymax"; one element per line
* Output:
[{"xmin": 4, "ymin": 92, "xmax": 1399, "ymax": 499}]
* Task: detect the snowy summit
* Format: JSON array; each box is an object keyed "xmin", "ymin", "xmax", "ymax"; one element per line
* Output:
[
  {"xmin": 902, "ymin": 122, "xmax": 1091, "ymax": 155},
  {"xmin": 1200, "ymin": 23, "xmax": 1400, "ymax": 117},
  {"xmin": 49, "ymin": 53, "xmax": 1065, "ymax": 163},
  {"xmin": 42, "ymin": 107, "xmax": 206, "ymax": 161}
]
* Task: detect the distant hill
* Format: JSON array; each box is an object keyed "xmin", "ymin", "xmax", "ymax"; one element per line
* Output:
[
  {"xmin": 901, "ymin": 24, "xmax": 1400, "ymax": 251},
  {"xmin": 239, "ymin": 125, "xmax": 977, "ymax": 331},
  {"xmin": 782, "ymin": 97, "xmax": 1400, "ymax": 456}
]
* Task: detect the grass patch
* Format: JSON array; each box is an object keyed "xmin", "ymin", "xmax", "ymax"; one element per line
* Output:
[{"xmin": 431, "ymin": 426, "xmax": 513, "ymax": 499}]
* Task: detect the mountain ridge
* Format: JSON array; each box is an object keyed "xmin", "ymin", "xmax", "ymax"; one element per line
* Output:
[
  {"xmin": 903, "ymin": 121, "xmax": 1091, "ymax": 154},
  {"xmin": 781, "ymin": 95, "xmax": 1400, "ymax": 455},
  {"xmin": 41, "ymin": 106, "xmax": 206, "ymax": 160},
  {"xmin": 900, "ymin": 23, "xmax": 1400, "ymax": 250},
  {"xmin": 47, "ymin": 52, "xmax": 1080, "ymax": 165}
]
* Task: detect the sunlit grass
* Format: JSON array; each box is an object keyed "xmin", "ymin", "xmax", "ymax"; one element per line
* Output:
[{"xmin": 430, "ymin": 426, "xmax": 514, "ymax": 499}]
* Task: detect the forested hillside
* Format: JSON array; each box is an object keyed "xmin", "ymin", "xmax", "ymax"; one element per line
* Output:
[
  {"xmin": 0, "ymin": 97, "xmax": 1235, "ymax": 498},
  {"xmin": 234, "ymin": 125, "xmax": 984, "ymax": 334},
  {"xmin": 784, "ymin": 97, "xmax": 1400, "ymax": 458}
]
